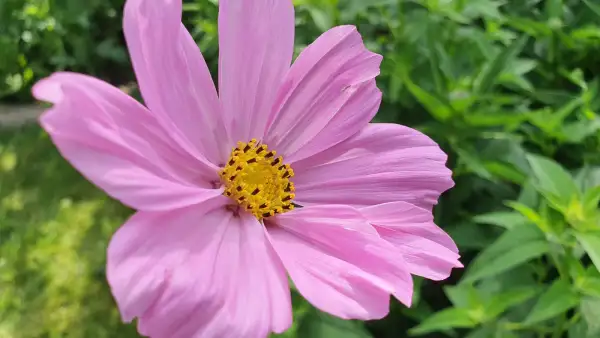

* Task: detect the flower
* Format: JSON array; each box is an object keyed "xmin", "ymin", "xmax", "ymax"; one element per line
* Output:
[{"xmin": 33, "ymin": 0, "xmax": 461, "ymax": 336}]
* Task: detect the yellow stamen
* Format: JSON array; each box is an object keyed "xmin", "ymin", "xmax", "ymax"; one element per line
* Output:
[{"xmin": 219, "ymin": 139, "xmax": 295, "ymax": 219}]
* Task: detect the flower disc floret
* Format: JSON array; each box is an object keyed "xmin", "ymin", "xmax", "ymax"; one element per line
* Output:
[{"xmin": 219, "ymin": 139, "xmax": 295, "ymax": 219}]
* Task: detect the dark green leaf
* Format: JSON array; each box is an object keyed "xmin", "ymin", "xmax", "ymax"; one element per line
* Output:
[
  {"xmin": 396, "ymin": 66, "xmax": 454, "ymax": 121},
  {"xmin": 584, "ymin": 0, "xmax": 600, "ymax": 18},
  {"xmin": 473, "ymin": 35, "xmax": 528, "ymax": 94},
  {"xmin": 297, "ymin": 310, "xmax": 372, "ymax": 338},
  {"xmin": 446, "ymin": 222, "xmax": 495, "ymax": 250}
]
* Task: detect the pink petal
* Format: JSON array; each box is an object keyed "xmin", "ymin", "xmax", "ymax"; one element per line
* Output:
[
  {"xmin": 34, "ymin": 72, "xmax": 221, "ymax": 211},
  {"xmin": 107, "ymin": 200, "xmax": 292, "ymax": 338},
  {"xmin": 361, "ymin": 202, "xmax": 462, "ymax": 281},
  {"xmin": 218, "ymin": 0, "xmax": 295, "ymax": 143},
  {"xmin": 264, "ymin": 26, "xmax": 382, "ymax": 162},
  {"xmin": 124, "ymin": 0, "xmax": 226, "ymax": 164},
  {"xmin": 268, "ymin": 205, "xmax": 413, "ymax": 320},
  {"xmin": 292, "ymin": 123, "xmax": 454, "ymax": 210}
]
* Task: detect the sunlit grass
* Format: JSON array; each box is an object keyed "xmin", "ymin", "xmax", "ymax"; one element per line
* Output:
[{"xmin": 0, "ymin": 124, "xmax": 138, "ymax": 337}]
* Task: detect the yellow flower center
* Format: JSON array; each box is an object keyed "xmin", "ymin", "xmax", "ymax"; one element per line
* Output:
[{"xmin": 219, "ymin": 139, "xmax": 295, "ymax": 219}]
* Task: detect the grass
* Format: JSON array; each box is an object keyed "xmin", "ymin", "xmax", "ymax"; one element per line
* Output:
[{"xmin": 0, "ymin": 124, "xmax": 139, "ymax": 337}]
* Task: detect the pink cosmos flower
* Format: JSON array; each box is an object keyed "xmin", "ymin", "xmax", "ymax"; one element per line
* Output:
[{"xmin": 33, "ymin": 0, "xmax": 461, "ymax": 337}]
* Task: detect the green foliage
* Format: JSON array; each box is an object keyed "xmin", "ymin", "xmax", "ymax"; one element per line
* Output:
[
  {"xmin": 2, "ymin": 0, "xmax": 600, "ymax": 337},
  {"xmin": 0, "ymin": 127, "xmax": 137, "ymax": 337},
  {"xmin": 0, "ymin": 0, "xmax": 128, "ymax": 101}
]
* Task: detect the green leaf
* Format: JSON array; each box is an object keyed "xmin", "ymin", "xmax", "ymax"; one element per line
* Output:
[
  {"xmin": 473, "ymin": 224, "xmax": 544, "ymax": 258},
  {"xmin": 526, "ymin": 154, "xmax": 580, "ymax": 206},
  {"xmin": 518, "ymin": 181, "xmax": 539, "ymax": 208},
  {"xmin": 413, "ymin": 276, "xmax": 425, "ymax": 305},
  {"xmin": 485, "ymin": 287, "xmax": 539, "ymax": 319},
  {"xmin": 506, "ymin": 202, "xmax": 551, "ymax": 233},
  {"xmin": 308, "ymin": 6, "xmax": 333, "ymax": 32},
  {"xmin": 567, "ymin": 254, "xmax": 588, "ymax": 280},
  {"xmin": 580, "ymin": 277, "xmax": 600, "ymax": 298},
  {"xmin": 548, "ymin": 95, "xmax": 586, "ymax": 131},
  {"xmin": 576, "ymin": 166, "xmax": 600, "ymax": 192},
  {"xmin": 463, "ymin": 111, "xmax": 528, "ymax": 128},
  {"xmin": 396, "ymin": 65, "xmax": 453, "ymax": 121},
  {"xmin": 464, "ymin": 325, "xmax": 498, "ymax": 338},
  {"xmin": 576, "ymin": 232, "xmax": 600, "ymax": 273},
  {"xmin": 444, "ymin": 284, "xmax": 483, "ymax": 309},
  {"xmin": 583, "ymin": 186, "xmax": 600, "ymax": 213},
  {"xmin": 570, "ymin": 321, "xmax": 599, "ymax": 338},
  {"xmin": 563, "ymin": 119, "xmax": 600, "ymax": 143},
  {"xmin": 484, "ymin": 161, "xmax": 527, "ymax": 185},
  {"xmin": 455, "ymin": 146, "xmax": 494, "ymax": 180},
  {"xmin": 581, "ymin": 297, "xmax": 600, "ymax": 335},
  {"xmin": 584, "ymin": 0, "xmax": 600, "ymax": 18},
  {"xmin": 472, "ymin": 211, "xmax": 528, "ymax": 229},
  {"xmin": 297, "ymin": 310, "xmax": 372, "ymax": 338},
  {"xmin": 463, "ymin": 240, "xmax": 548, "ymax": 284},
  {"xmin": 409, "ymin": 308, "xmax": 478, "ymax": 336},
  {"xmin": 473, "ymin": 35, "xmax": 528, "ymax": 94},
  {"xmin": 544, "ymin": 0, "xmax": 563, "ymax": 20},
  {"xmin": 524, "ymin": 279, "xmax": 580, "ymax": 325},
  {"xmin": 462, "ymin": 225, "xmax": 548, "ymax": 283}
]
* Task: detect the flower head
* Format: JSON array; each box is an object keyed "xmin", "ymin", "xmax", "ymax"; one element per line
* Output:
[{"xmin": 33, "ymin": 0, "xmax": 461, "ymax": 337}]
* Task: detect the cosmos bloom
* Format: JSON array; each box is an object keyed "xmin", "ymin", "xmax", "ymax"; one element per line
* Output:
[{"xmin": 33, "ymin": 0, "xmax": 461, "ymax": 336}]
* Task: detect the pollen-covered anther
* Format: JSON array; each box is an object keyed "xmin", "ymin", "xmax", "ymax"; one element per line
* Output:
[{"xmin": 220, "ymin": 140, "xmax": 295, "ymax": 219}]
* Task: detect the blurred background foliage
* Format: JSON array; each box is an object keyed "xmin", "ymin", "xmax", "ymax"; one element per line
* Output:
[{"xmin": 1, "ymin": 0, "xmax": 600, "ymax": 337}]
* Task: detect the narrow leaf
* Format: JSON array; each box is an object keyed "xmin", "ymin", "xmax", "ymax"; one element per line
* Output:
[
  {"xmin": 444, "ymin": 284, "xmax": 483, "ymax": 309},
  {"xmin": 473, "ymin": 35, "xmax": 528, "ymax": 94},
  {"xmin": 472, "ymin": 211, "xmax": 528, "ymax": 229},
  {"xmin": 576, "ymin": 232, "xmax": 600, "ymax": 273},
  {"xmin": 526, "ymin": 154, "xmax": 580, "ymax": 205},
  {"xmin": 396, "ymin": 66, "xmax": 453, "ymax": 121},
  {"xmin": 583, "ymin": 186, "xmax": 600, "ymax": 213},
  {"xmin": 486, "ymin": 287, "xmax": 540, "ymax": 319},
  {"xmin": 410, "ymin": 308, "xmax": 477, "ymax": 335},
  {"xmin": 463, "ymin": 240, "xmax": 549, "ymax": 283},
  {"xmin": 524, "ymin": 279, "xmax": 580, "ymax": 325},
  {"xmin": 506, "ymin": 201, "xmax": 551, "ymax": 233},
  {"xmin": 580, "ymin": 277, "xmax": 600, "ymax": 298},
  {"xmin": 463, "ymin": 225, "xmax": 548, "ymax": 283}
]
